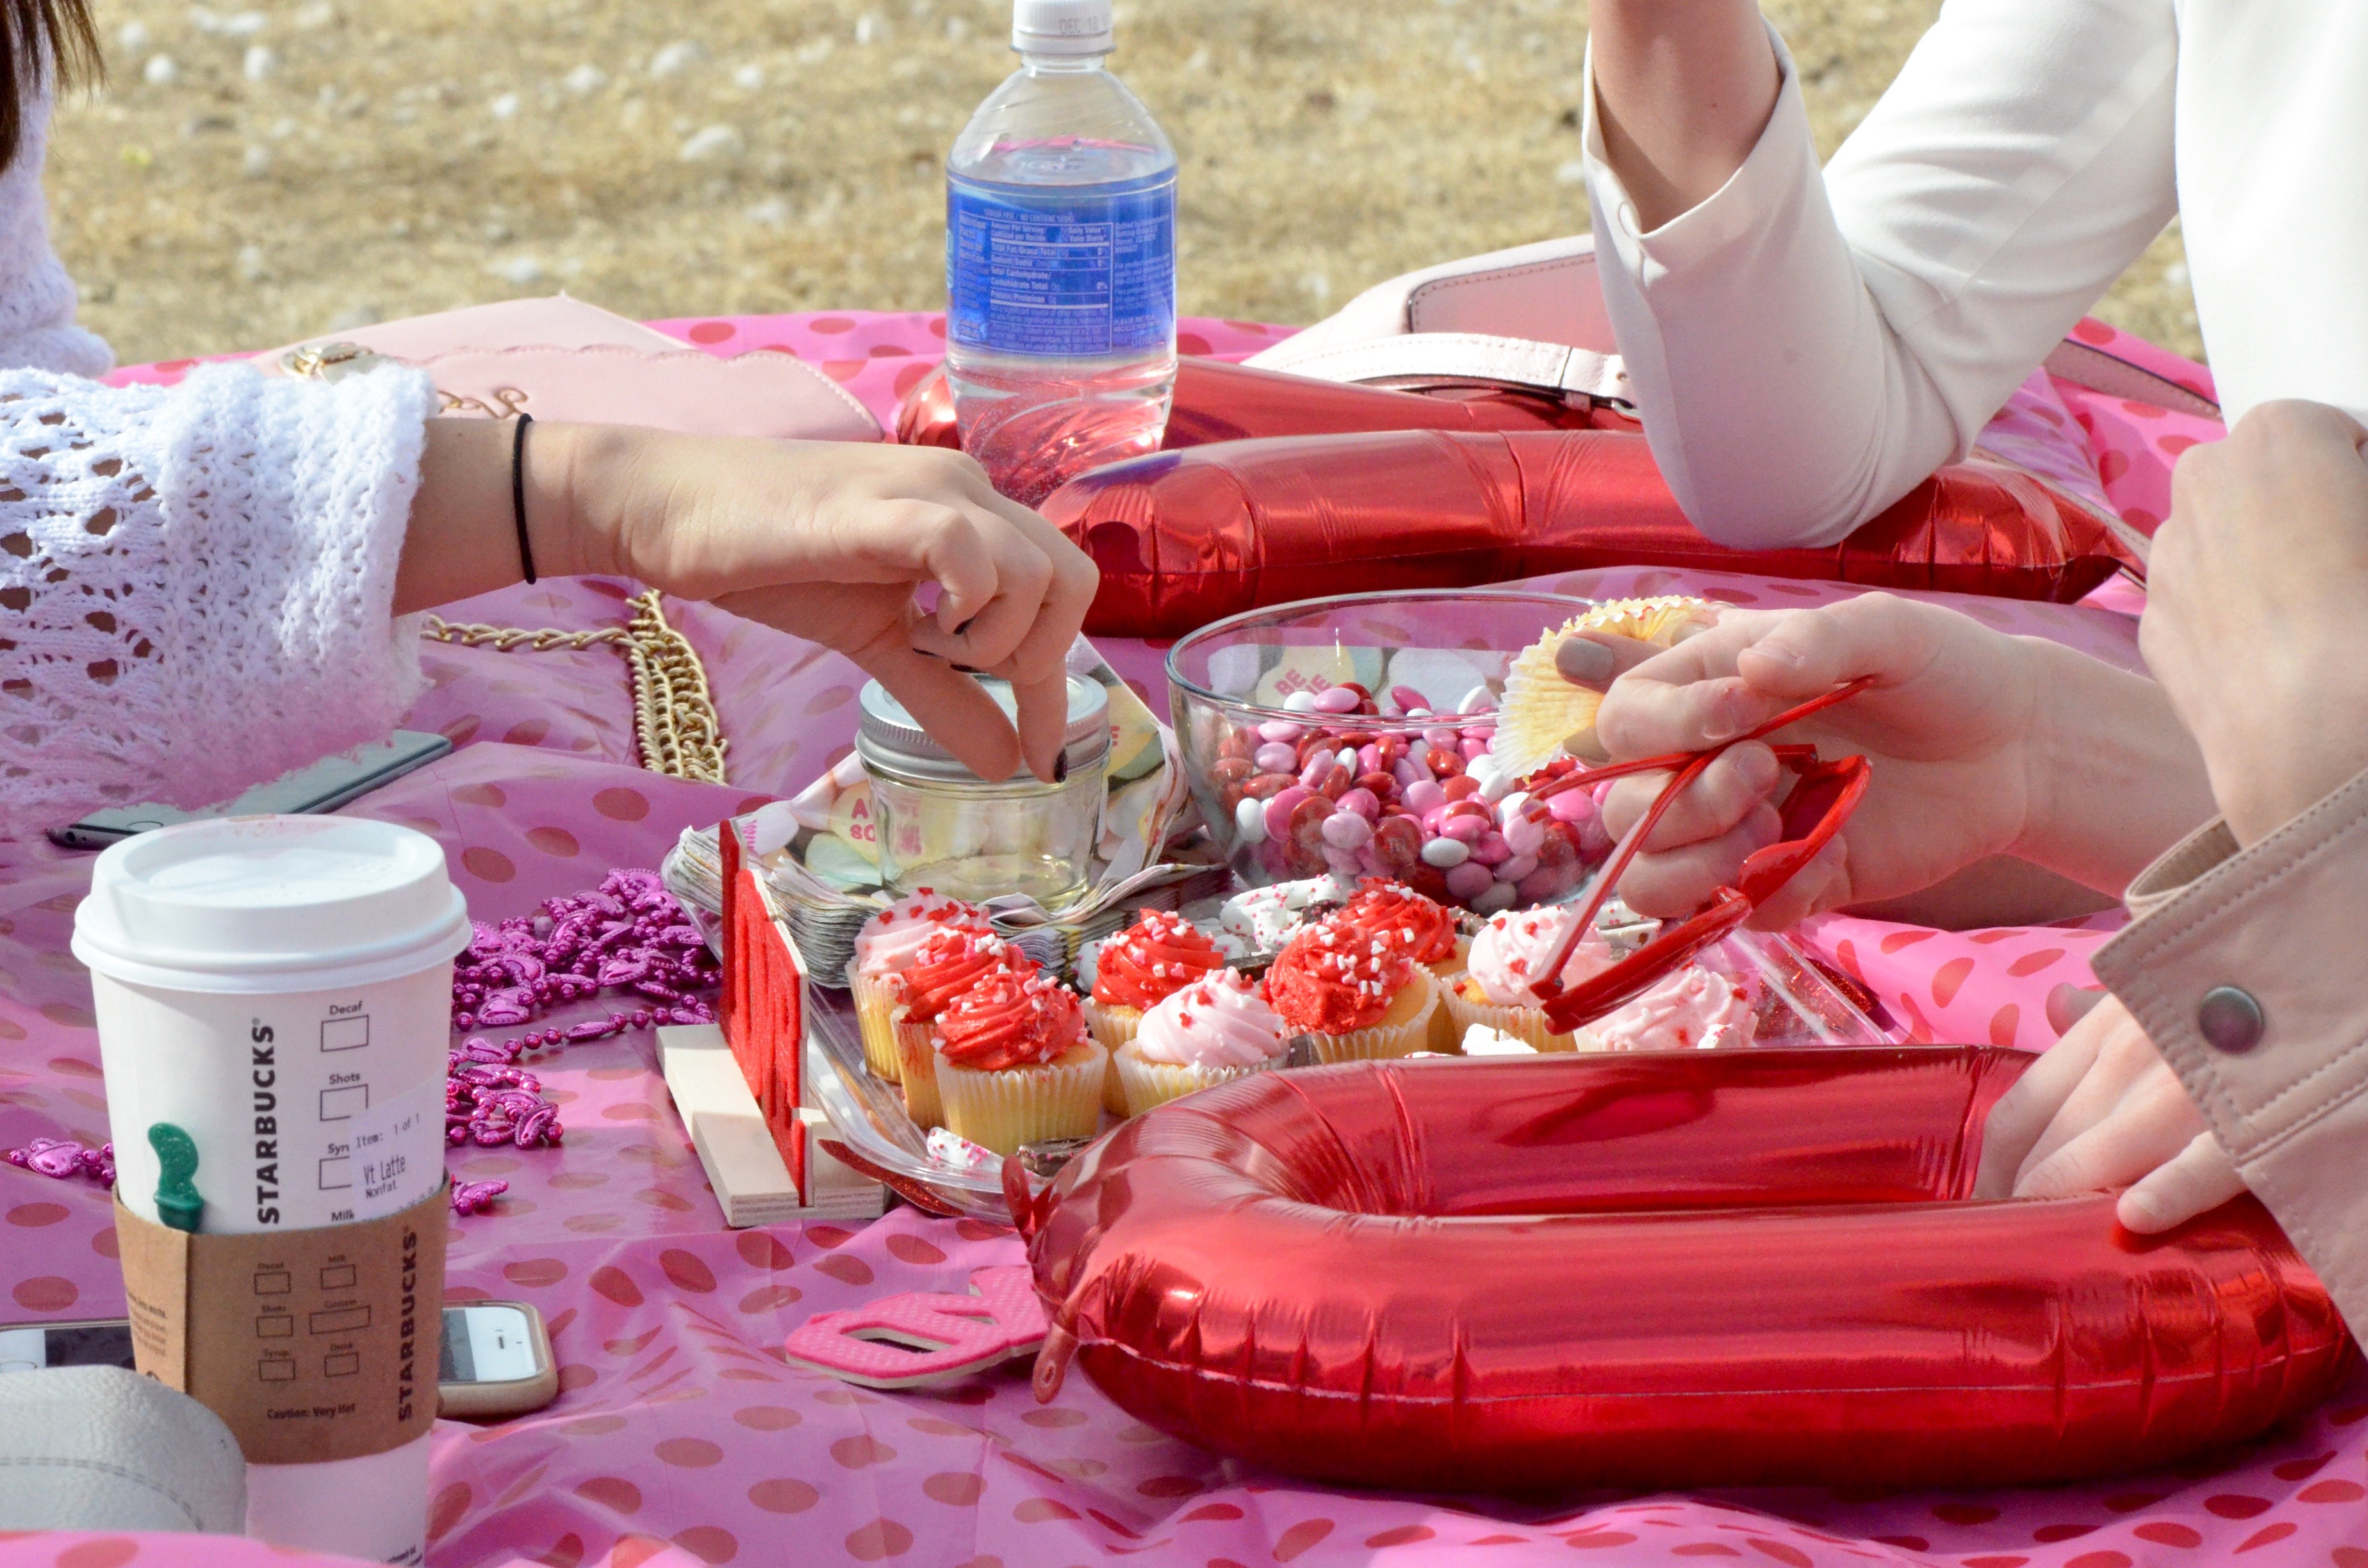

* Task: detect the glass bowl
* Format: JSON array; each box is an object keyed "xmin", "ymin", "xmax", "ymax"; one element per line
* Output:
[{"xmin": 1166, "ymin": 589, "xmax": 1611, "ymax": 913}]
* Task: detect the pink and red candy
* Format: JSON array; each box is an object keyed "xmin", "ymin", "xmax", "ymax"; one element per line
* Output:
[{"xmin": 1209, "ymin": 682, "xmax": 1613, "ymax": 910}]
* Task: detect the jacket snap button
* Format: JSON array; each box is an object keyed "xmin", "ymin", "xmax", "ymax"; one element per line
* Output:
[{"xmin": 2197, "ymin": 986, "xmax": 2264, "ymax": 1054}]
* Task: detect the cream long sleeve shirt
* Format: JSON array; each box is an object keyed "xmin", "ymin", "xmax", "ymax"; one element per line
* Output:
[{"xmin": 1582, "ymin": 0, "xmax": 2358, "ymax": 548}]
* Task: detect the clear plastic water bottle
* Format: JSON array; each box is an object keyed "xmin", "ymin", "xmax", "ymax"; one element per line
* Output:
[{"xmin": 946, "ymin": 0, "xmax": 1177, "ymax": 504}]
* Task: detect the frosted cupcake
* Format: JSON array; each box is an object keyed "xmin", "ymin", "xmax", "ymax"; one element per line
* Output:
[
  {"xmin": 1112, "ymin": 969, "xmax": 1290, "ymax": 1116},
  {"xmin": 932, "ymin": 970, "xmax": 1108, "ymax": 1156},
  {"xmin": 1083, "ymin": 910, "xmax": 1228, "ymax": 1109},
  {"xmin": 1262, "ymin": 915, "xmax": 1439, "ymax": 1064},
  {"xmin": 1443, "ymin": 906, "xmax": 1620, "ymax": 1052},
  {"xmin": 889, "ymin": 928, "xmax": 1033, "ymax": 1128},
  {"xmin": 1338, "ymin": 879, "xmax": 1468, "ymax": 1049},
  {"xmin": 846, "ymin": 888, "xmax": 992, "ymax": 1082},
  {"xmin": 1583, "ymin": 966, "xmax": 1758, "ymax": 1052}
]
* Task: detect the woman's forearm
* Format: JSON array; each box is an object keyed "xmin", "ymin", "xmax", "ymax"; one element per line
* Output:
[
  {"xmin": 1588, "ymin": 0, "xmax": 1780, "ymax": 232},
  {"xmin": 393, "ymin": 418, "xmax": 610, "ymax": 614},
  {"xmin": 2013, "ymin": 638, "xmax": 2219, "ymax": 896}
]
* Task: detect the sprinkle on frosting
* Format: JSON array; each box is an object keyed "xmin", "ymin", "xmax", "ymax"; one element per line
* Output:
[
  {"xmin": 1588, "ymin": 967, "xmax": 1757, "ymax": 1052},
  {"xmin": 1263, "ymin": 913, "xmax": 1418, "ymax": 1034},
  {"xmin": 894, "ymin": 927, "xmax": 1033, "ymax": 1023},
  {"xmin": 1092, "ymin": 910, "xmax": 1225, "ymax": 1009},
  {"xmin": 1133, "ymin": 970, "xmax": 1287, "ymax": 1068},
  {"xmin": 933, "ymin": 969, "xmax": 1088, "ymax": 1072},
  {"xmin": 1340, "ymin": 878, "xmax": 1457, "ymax": 966},
  {"xmin": 853, "ymin": 888, "xmax": 993, "ymax": 979},
  {"xmin": 1465, "ymin": 906, "xmax": 1618, "ymax": 1008}
]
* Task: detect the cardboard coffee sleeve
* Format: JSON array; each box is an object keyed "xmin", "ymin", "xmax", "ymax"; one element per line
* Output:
[{"xmin": 115, "ymin": 1180, "xmax": 447, "ymax": 1465}]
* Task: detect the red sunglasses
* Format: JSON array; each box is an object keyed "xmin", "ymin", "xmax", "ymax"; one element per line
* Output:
[{"xmin": 1522, "ymin": 678, "xmax": 1875, "ymax": 1033}]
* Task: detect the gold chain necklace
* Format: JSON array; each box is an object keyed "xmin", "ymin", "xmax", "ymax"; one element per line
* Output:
[{"xmin": 421, "ymin": 589, "xmax": 728, "ymax": 785}]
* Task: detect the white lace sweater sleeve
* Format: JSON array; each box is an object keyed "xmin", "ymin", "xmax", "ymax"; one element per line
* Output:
[
  {"xmin": 1580, "ymin": 1, "xmax": 2178, "ymax": 547},
  {"xmin": 1, "ymin": 360, "xmax": 439, "ymax": 839}
]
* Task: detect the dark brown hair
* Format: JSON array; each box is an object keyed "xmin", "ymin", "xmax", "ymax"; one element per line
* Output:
[{"xmin": 0, "ymin": 0, "xmax": 97, "ymax": 170}]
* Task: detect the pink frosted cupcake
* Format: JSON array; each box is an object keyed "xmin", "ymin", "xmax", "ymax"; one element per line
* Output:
[
  {"xmin": 845, "ymin": 889, "xmax": 992, "ymax": 1083},
  {"xmin": 1112, "ymin": 970, "xmax": 1290, "ymax": 1116},
  {"xmin": 1442, "ymin": 906, "xmax": 1620, "ymax": 1052},
  {"xmin": 1582, "ymin": 967, "xmax": 1758, "ymax": 1052}
]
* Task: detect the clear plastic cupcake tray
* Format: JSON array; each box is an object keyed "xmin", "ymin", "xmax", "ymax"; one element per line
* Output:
[{"xmin": 801, "ymin": 908, "xmax": 1901, "ymax": 1221}]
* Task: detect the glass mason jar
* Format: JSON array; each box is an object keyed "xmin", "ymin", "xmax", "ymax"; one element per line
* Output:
[{"xmin": 855, "ymin": 674, "xmax": 1110, "ymax": 910}]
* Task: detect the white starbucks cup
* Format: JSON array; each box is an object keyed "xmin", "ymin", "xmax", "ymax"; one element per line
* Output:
[{"xmin": 74, "ymin": 815, "xmax": 471, "ymax": 1566}]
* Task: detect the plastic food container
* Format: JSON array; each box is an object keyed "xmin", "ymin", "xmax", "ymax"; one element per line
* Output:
[
  {"xmin": 856, "ymin": 674, "xmax": 1110, "ymax": 910},
  {"xmin": 1167, "ymin": 589, "xmax": 1606, "ymax": 913}
]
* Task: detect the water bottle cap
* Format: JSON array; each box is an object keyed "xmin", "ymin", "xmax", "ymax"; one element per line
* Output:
[{"xmin": 1012, "ymin": 0, "xmax": 1112, "ymax": 55}]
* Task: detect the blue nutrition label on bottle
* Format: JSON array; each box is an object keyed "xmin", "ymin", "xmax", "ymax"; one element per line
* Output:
[{"xmin": 948, "ymin": 175, "xmax": 1176, "ymax": 358}]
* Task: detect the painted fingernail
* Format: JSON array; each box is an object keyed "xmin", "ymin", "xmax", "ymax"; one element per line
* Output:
[
  {"xmin": 1561, "ymin": 725, "xmax": 1608, "ymax": 763},
  {"xmin": 1052, "ymin": 751, "xmax": 1069, "ymax": 784},
  {"xmin": 1554, "ymin": 636, "xmax": 1615, "ymax": 687}
]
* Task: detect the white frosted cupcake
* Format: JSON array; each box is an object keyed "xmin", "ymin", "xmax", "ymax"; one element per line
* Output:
[
  {"xmin": 932, "ymin": 969, "xmax": 1108, "ymax": 1157},
  {"xmin": 846, "ymin": 888, "xmax": 991, "ymax": 1083},
  {"xmin": 1442, "ymin": 906, "xmax": 1621, "ymax": 1052},
  {"xmin": 1113, "ymin": 969, "xmax": 1290, "ymax": 1116}
]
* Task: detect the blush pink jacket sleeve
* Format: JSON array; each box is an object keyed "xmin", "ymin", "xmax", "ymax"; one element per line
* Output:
[{"xmin": 2091, "ymin": 769, "xmax": 2368, "ymax": 1339}]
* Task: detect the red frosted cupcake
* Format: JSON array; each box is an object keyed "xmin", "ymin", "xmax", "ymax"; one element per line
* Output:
[
  {"xmin": 846, "ymin": 888, "xmax": 992, "ymax": 1083},
  {"xmin": 891, "ymin": 929, "xmax": 1035, "ymax": 1127},
  {"xmin": 1263, "ymin": 913, "xmax": 1439, "ymax": 1065},
  {"xmin": 1083, "ymin": 910, "xmax": 1226, "ymax": 1109},
  {"xmin": 1338, "ymin": 879, "xmax": 1467, "ymax": 1048},
  {"xmin": 932, "ymin": 969, "xmax": 1106, "ymax": 1156}
]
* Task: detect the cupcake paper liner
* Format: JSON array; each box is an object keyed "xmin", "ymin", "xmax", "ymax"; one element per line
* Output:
[
  {"xmin": 934, "ymin": 1041, "xmax": 1109, "ymax": 1157},
  {"xmin": 847, "ymin": 963, "xmax": 905, "ymax": 1084},
  {"xmin": 894, "ymin": 1015, "xmax": 946, "ymax": 1128},
  {"xmin": 1081, "ymin": 999, "xmax": 1143, "ymax": 1111},
  {"xmin": 1114, "ymin": 1043, "xmax": 1278, "ymax": 1117},
  {"xmin": 1442, "ymin": 976, "xmax": 1581, "ymax": 1053}
]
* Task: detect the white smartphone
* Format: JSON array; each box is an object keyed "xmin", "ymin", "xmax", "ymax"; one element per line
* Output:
[
  {"xmin": 0, "ymin": 1302, "xmax": 558, "ymax": 1419},
  {"xmin": 47, "ymin": 730, "xmax": 454, "ymax": 851}
]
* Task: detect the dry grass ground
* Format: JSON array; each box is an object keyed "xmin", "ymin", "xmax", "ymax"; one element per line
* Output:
[{"xmin": 51, "ymin": 0, "xmax": 2201, "ymax": 369}]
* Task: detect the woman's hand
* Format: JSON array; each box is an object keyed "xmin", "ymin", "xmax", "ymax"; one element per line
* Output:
[
  {"xmin": 1579, "ymin": 592, "xmax": 2215, "ymax": 928},
  {"xmin": 2144, "ymin": 400, "xmax": 2368, "ymax": 845},
  {"xmin": 1975, "ymin": 994, "xmax": 2247, "ymax": 1232},
  {"xmin": 399, "ymin": 421, "xmax": 1098, "ymax": 786},
  {"xmin": 1584, "ymin": 593, "xmax": 2050, "ymax": 926}
]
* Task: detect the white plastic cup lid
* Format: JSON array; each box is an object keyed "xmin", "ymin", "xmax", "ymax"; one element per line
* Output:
[
  {"xmin": 1012, "ymin": 0, "xmax": 1112, "ymax": 54},
  {"xmin": 72, "ymin": 815, "xmax": 471, "ymax": 993}
]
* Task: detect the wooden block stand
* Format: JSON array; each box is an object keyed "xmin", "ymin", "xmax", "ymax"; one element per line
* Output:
[{"xmin": 659, "ymin": 825, "xmax": 884, "ymax": 1227}]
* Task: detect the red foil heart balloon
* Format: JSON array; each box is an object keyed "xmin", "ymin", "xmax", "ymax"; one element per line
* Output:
[{"xmin": 1023, "ymin": 1048, "xmax": 2349, "ymax": 1492}]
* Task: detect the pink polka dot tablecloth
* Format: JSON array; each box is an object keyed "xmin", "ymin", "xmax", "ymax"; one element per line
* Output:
[{"xmin": 22, "ymin": 314, "xmax": 2367, "ymax": 1568}]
